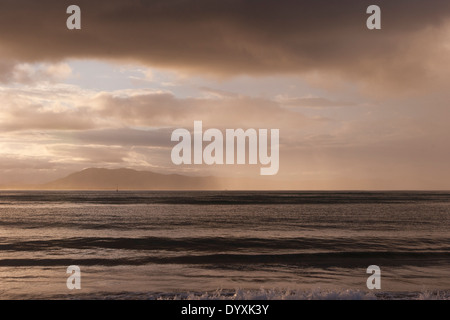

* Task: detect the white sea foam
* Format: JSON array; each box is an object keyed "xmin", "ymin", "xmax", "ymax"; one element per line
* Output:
[
  {"xmin": 61, "ymin": 288, "xmax": 450, "ymax": 300},
  {"xmin": 415, "ymin": 291, "xmax": 450, "ymax": 300},
  {"xmin": 164, "ymin": 288, "xmax": 378, "ymax": 300}
]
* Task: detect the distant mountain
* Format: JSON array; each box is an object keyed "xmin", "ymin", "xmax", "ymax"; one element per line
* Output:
[{"xmin": 41, "ymin": 168, "xmax": 220, "ymax": 190}]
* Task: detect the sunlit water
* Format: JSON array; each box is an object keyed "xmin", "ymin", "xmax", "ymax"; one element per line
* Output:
[{"xmin": 0, "ymin": 191, "xmax": 449, "ymax": 300}]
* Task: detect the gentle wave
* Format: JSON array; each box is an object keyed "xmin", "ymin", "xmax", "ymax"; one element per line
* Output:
[
  {"xmin": 2, "ymin": 191, "xmax": 450, "ymax": 205},
  {"xmin": 2, "ymin": 251, "xmax": 450, "ymax": 267},
  {"xmin": 2, "ymin": 191, "xmax": 449, "ymax": 298},
  {"xmin": 1, "ymin": 236, "xmax": 449, "ymax": 251}
]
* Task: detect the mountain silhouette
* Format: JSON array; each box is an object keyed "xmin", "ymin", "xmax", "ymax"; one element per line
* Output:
[{"xmin": 41, "ymin": 168, "xmax": 220, "ymax": 190}]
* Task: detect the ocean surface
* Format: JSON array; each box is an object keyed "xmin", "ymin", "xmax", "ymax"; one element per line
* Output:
[{"xmin": 0, "ymin": 191, "xmax": 449, "ymax": 300}]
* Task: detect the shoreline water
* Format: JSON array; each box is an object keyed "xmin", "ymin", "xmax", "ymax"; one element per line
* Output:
[{"xmin": 1, "ymin": 191, "xmax": 449, "ymax": 300}]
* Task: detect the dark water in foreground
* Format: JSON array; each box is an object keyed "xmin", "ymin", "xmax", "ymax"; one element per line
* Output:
[{"xmin": 0, "ymin": 191, "xmax": 449, "ymax": 300}]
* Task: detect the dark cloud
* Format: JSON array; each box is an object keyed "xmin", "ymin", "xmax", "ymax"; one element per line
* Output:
[
  {"xmin": 0, "ymin": 61, "xmax": 16, "ymax": 82},
  {"xmin": 94, "ymin": 92, "xmax": 310, "ymax": 128},
  {"xmin": 0, "ymin": 89, "xmax": 311, "ymax": 132},
  {"xmin": 2, "ymin": 0, "xmax": 450, "ymax": 189},
  {"xmin": 0, "ymin": 0, "xmax": 449, "ymax": 90}
]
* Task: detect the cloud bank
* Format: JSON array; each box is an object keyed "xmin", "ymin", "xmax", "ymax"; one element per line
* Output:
[{"xmin": 0, "ymin": 0, "xmax": 450, "ymax": 92}]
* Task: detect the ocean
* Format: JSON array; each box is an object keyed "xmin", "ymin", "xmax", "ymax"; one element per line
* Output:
[{"xmin": 0, "ymin": 191, "xmax": 449, "ymax": 300}]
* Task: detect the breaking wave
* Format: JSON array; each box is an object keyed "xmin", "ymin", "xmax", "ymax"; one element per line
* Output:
[{"xmin": 58, "ymin": 288, "xmax": 450, "ymax": 300}]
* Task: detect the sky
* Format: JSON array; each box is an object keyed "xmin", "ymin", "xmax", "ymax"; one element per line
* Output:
[{"xmin": 1, "ymin": 0, "xmax": 450, "ymax": 189}]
